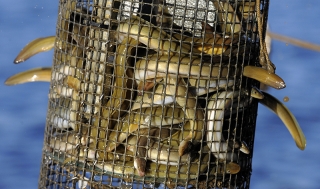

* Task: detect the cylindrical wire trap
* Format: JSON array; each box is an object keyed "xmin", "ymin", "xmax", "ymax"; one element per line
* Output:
[{"xmin": 39, "ymin": 0, "xmax": 267, "ymax": 188}]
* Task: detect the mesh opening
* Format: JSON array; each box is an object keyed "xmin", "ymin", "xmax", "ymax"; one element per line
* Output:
[{"xmin": 39, "ymin": 0, "xmax": 266, "ymax": 188}]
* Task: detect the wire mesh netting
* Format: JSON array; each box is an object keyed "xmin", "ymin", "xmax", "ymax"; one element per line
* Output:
[{"xmin": 39, "ymin": 0, "xmax": 268, "ymax": 188}]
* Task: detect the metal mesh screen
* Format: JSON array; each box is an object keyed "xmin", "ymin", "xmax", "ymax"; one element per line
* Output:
[{"xmin": 39, "ymin": 0, "xmax": 267, "ymax": 188}]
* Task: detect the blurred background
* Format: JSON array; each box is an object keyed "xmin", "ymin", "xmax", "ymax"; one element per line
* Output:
[{"xmin": 0, "ymin": 0, "xmax": 319, "ymax": 188}]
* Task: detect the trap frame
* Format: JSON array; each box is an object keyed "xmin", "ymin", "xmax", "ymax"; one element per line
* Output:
[{"xmin": 38, "ymin": 0, "xmax": 268, "ymax": 188}]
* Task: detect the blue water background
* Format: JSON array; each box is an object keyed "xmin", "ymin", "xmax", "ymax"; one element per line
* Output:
[{"xmin": 0, "ymin": 0, "xmax": 319, "ymax": 188}]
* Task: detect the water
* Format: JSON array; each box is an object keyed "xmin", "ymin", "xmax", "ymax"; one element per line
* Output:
[{"xmin": 1, "ymin": 0, "xmax": 319, "ymax": 188}]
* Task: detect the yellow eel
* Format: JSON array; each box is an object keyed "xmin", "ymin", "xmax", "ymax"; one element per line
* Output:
[
  {"xmin": 5, "ymin": 67, "xmax": 52, "ymax": 85},
  {"xmin": 14, "ymin": 36, "xmax": 56, "ymax": 63},
  {"xmin": 259, "ymin": 92, "xmax": 306, "ymax": 150}
]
